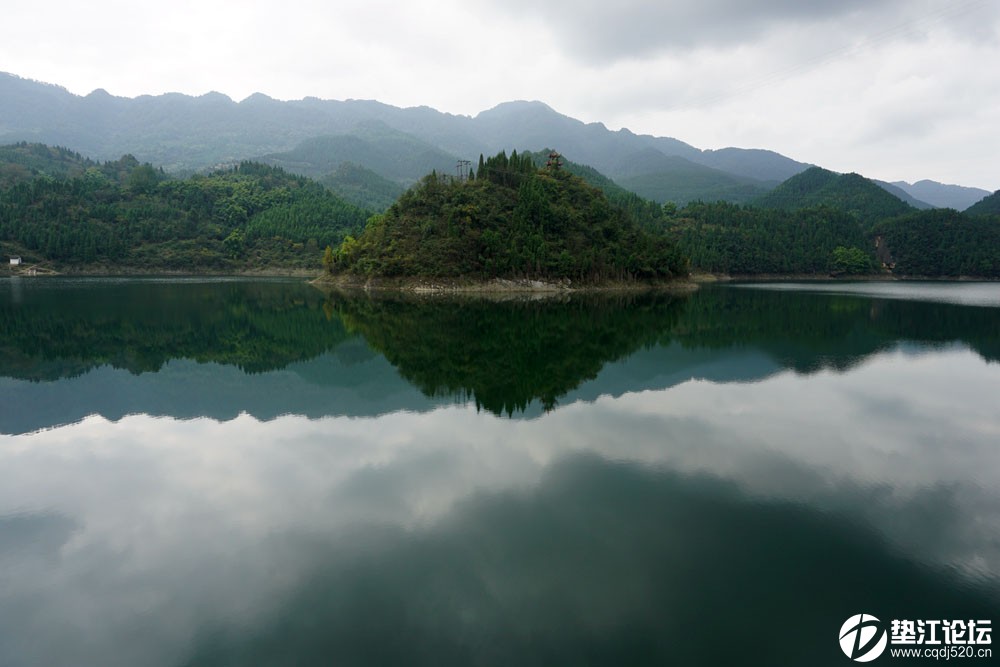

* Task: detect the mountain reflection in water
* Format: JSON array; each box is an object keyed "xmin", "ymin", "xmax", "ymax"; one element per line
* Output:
[{"xmin": 0, "ymin": 278, "xmax": 998, "ymax": 666}]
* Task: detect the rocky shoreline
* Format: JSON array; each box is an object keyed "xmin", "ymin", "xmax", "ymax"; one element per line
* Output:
[{"xmin": 310, "ymin": 273, "xmax": 701, "ymax": 294}]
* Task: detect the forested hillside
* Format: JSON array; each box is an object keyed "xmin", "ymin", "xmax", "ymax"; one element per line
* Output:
[
  {"xmin": 613, "ymin": 149, "xmax": 772, "ymax": 205},
  {"xmin": 0, "ymin": 143, "xmax": 98, "ymax": 187},
  {"xmin": 520, "ymin": 150, "xmax": 670, "ymax": 230},
  {"xmin": 664, "ymin": 202, "xmax": 876, "ymax": 275},
  {"xmin": 330, "ymin": 151, "xmax": 687, "ymax": 283},
  {"xmin": 660, "ymin": 166, "xmax": 1000, "ymax": 277},
  {"xmin": 753, "ymin": 167, "xmax": 913, "ymax": 225},
  {"xmin": 0, "ymin": 145, "xmax": 368, "ymax": 271},
  {"xmin": 320, "ymin": 162, "xmax": 404, "ymax": 212},
  {"xmin": 3, "ymin": 140, "xmax": 997, "ymax": 279},
  {"xmin": 262, "ymin": 122, "xmax": 458, "ymax": 185},
  {"xmin": 873, "ymin": 210, "xmax": 1000, "ymax": 277},
  {"xmin": 965, "ymin": 190, "xmax": 1000, "ymax": 216}
]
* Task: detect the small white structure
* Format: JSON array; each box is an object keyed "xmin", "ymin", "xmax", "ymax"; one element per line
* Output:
[{"xmin": 9, "ymin": 256, "xmax": 21, "ymax": 266}]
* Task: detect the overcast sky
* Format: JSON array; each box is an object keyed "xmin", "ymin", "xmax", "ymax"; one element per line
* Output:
[{"xmin": 3, "ymin": 0, "xmax": 998, "ymax": 189}]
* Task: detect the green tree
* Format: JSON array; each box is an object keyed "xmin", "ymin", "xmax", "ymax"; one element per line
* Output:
[
  {"xmin": 223, "ymin": 229, "xmax": 245, "ymax": 259},
  {"xmin": 330, "ymin": 151, "xmax": 687, "ymax": 282},
  {"xmin": 323, "ymin": 245, "xmax": 335, "ymax": 274},
  {"xmin": 830, "ymin": 246, "xmax": 873, "ymax": 274},
  {"xmin": 126, "ymin": 164, "xmax": 162, "ymax": 195}
]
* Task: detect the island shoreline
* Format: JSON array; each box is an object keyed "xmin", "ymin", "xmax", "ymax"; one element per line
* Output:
[
  {"xmin": 310, "ymin": 273, "xmax": 701, "ymax": 294},
  {"xmin": 6, "ymin": 266, "xmax": 994, "ymax": 285}
]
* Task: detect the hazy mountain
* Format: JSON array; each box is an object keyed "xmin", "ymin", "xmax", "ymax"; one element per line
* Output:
[
  {"xmin": 612, "ymin": 149, "xmax": 771, "ymax": 205},
  {"xmin": 470, "ymin": 101, "xmax": 703, "ymax": 173},
  {"xmin": 262, "ymin": 121, "xmax": 458, "ymax": 185},
  {"xmin": 873, "ymin": 180, "xmax": 932, "ymax": 209},
  {"xmin": 520, "ymin": 147, "xmax": 768, "ymax": 206},
  {"xmin": 753, "ymin": 166, "xmax": 913, "ymax": 224},
  {"xmin": 891, "ymin": 179, "xmax": 990, "ymax": 211},
  {"xmin": 521, "ymin": 150, "xmax": 635, "ymax": 199},
  {"xmin": 693, "ymin": 147, "xmax": 809, "ymax": 182},
  {"xmin": 7, "ymin": 71, "xmax": 990, "ymax": 209},
  {"xmin": 964, "ymin": 190, "xmax": 1000, "ymax": 216},
  {"xmin": 0, "ymin": 72, "xmax": 806, "ymax": 198},
  {"xmin": 320, "ymin": 162, "xmax": 405, "ymax": 212},
  {"xmin": 468, "ymin": 101, "xmax": 811, "ymax": 187}
]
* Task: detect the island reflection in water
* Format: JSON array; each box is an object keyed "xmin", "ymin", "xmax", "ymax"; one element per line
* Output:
[{"xmin": 0, "ymin": 278, "xmax": 998, "ymax": 666}]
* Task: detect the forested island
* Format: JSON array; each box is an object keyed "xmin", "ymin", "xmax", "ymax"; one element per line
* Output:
[{"xmin": 323, "ymin": 151, "xmax": 688, "ymax": 286}]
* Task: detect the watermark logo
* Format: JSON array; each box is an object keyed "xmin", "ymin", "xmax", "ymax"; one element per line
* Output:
[
  {"xmin": 840, "ymin": 613, "xmax": 889, "ymax": 662},
  {"xmin": 837, "ymin": 615, "xmax": 992, "ymax": 661}
]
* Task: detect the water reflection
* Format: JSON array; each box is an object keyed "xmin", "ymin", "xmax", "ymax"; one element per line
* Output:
[
  {"xmin": 0, "ymin": 277, "xmax": 350, "ymax": 380},
  {"xmin": 327, "ymin": 292, "xmax": 685, "ymax": 414},
  {"xmin": 1, "ymin": 275, "xmax": 999, "ymax": 665},
  {"xmin": 742, "ymin": 280, "xmax": 1000, "ymax": 307},
  {"xmin": 181, "ymin": 457, "xmax": 996, "ymax": 667},
  {"xmin": 1, "ymin": 279, "xmax": 998, "ymax": 432},
  {"xmin": 1, "ymin": 345, "xmax": 998, "ymax": 665}
]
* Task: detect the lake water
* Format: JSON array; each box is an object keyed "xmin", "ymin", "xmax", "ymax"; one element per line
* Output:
[{"xmin": 1, "ymin": 277, "xmax": 998, "ymax": 666}]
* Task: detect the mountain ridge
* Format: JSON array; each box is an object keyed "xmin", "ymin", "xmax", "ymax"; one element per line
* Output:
[
  {"xmin": 0, "ymin": 72, "xmax": 801, "ymax": 192},
  {"xmin": 890, "ymin": 179, "xmax": 990, "ymax": 211},
  {"xmin": 964, "ymin": 190, "xmax": 1000, "ymax": 216},
  {"xmin": 0, "ymin": 71, "xmax": 989, "ymax": 204},
  {"xmin": 753, "ymin": 166, "xmax": 914, "ymax": 225}
]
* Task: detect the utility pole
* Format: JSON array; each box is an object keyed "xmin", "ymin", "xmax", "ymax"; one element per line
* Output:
[{"xmin": 456, "ymin": 159, "xmax": 472, "ymax": 181}]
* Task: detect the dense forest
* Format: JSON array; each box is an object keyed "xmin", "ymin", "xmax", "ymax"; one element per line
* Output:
[
  {"xmin": 659, "ymin": 164, "xmax": 1000, "ymax": 277},
  {"xmin": 873, "ymin": 209, "xmax": 1000, "ymax": 277},
  {"xmin": 330, "ymin": 150, "xmax": 688, "ymax": 283},
  {"xmin": 965, "ymin": 189, "xmax": 1000, "ymax": 217},
  {"xmin": 752, "ymin": 166, "xmax": 914, "ymax": 225},
  {"xmin": 520, "ymin": 150, "xmax": 672, "ymax": 231},
  {"xmin": 320, "ymin": 162, "xmax": 404, "ymax": 212},
  {"xmin": 664, "ymin": 202, "xmax": 877, "ymax": 275},
  {"xmin": 0, "ymin": 143, "xmax": 368, "ymax": 271},
  {"xmin": 2, "ymin": 141, "xmax": 998, "ymax": 278},
  {"xmin": 663, "ymin": 200, "xmax": 1000, "ymax": 278}
]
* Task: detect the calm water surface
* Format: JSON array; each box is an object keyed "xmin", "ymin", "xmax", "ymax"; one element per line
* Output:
[{"xmin": 1, "ymin": 278, "xmax": 998, "ymax": 666}]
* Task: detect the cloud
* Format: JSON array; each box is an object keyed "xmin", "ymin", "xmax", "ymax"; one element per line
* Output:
[
  {"xmin": 482, "ymin": 0, "xmax": 921, "ymax": 62},
  {"xmin": 1, "ymin": 0, "xmax": 999, "ymax": 186},
  {"xmin": 3, "ymin": 354, "xmax": 1000, "ymax": 666}
]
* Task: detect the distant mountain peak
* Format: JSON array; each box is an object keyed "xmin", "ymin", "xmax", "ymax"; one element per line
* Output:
[
  {"xmin": 889, "ymin": 179, "xmax": 990, "ymax": 210},
  {"xmin": 240, "ymin": 92, "xmax": 275, "ymax": 104},
  {"xmin": 1, "ymin": 70, "xmax": 975, "ymax": 204},
  {"xmin": 753, "ymin": 166, "xmax": 914, "ymax": 224},
  {"xmin": 196, "ymin": 91, "xmax": 233, "ymax": 103},
  {"xmin": 476, "ymin": 100, "xmax": 556, "ymax": 118}
]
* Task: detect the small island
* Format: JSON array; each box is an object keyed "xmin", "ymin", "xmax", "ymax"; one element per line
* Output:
[{"xmin": 316, "ymin": 150, "xmax": 690, "ymax": 290}]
